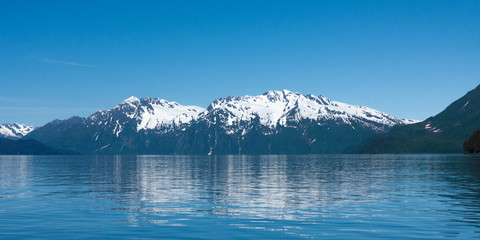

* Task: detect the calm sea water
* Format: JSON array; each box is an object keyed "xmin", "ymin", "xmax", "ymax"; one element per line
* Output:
[{"xmin": 0, "ymin": 155, "xmax": 479, "ymax": 239}]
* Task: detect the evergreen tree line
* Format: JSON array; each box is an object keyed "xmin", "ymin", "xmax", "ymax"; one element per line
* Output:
[{"xmin": 464, "ymin": 129, "xmax": 480, "ymax": 154}]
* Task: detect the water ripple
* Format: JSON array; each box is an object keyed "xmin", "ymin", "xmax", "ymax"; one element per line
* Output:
[{"xmin": 0, "ymin": 154, "xmax": 479, "ymax": 239}]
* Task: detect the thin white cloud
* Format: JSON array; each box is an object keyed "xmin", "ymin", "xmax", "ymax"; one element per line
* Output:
[
  {"xmin": 39, "ymin": 58, "xmax": 93, "ymax": 67},
  {"xmin": 0, "ymin": 106, "xmax": 98, "ymax": 113}
]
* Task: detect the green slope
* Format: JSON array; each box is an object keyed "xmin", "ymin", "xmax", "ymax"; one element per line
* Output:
[{"xmin": 353, "ymin": 84, "xmax": 480, "ymax": 153}]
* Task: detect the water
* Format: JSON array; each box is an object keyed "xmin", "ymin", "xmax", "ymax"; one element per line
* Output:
[{"xmin": 0, "ymin": 155, "xmax": 479, "ymax": 239}]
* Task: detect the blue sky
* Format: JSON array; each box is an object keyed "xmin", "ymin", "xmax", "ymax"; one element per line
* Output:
[{"xmin": 1, "ymin": 0, "xmax": 479, "ymax": 126}]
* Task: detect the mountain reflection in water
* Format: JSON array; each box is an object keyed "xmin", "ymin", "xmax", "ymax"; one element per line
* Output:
[{"xmin": 0, "ymin": 154, "xmax": 479, "ymax": 239}]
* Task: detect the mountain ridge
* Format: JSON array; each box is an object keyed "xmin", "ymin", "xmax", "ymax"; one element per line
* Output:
[
  {"xmin": 23, "ymin": 90, "xmax": 415, "ymax": 154},
  {"xmin": 352, "ymin": 84, "xmax": 480, "ymax": 153},
  {"xmin": 0, "ymin": 123, "xmax": 35, "ymax": 139}
]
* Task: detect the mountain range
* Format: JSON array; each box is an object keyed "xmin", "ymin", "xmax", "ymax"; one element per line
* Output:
[
  {"xmin": 4, "ymin": 86, "xmax": 479, "ymax": 155},
  {"xmin": 19, "ymin": 90, "xmax": 415, "ymax": 154}
]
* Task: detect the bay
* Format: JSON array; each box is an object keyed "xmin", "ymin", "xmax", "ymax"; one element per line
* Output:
[{"xmin": 0, "ymin": 155, "xmax": 479, "ymax": 239}]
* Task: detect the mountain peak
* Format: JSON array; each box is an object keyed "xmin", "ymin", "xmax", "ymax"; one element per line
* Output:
[
  {"xmin": 263, "ymin": 89, "xmax": 296, "ymax": 96},
  {"xmin": 122, "ymin": 96, "xmax": 140, "ymax": 104},
  {"xmin": 205, "ymin": 90, "xmax": 410, "ymax": 131},
  {"xmin": 0, "ymin": 123, "xmax": 36, "ymax": 139},
  {"xmin": 89, "ymin": 96, "xmax": 206, "ymax": 133}
]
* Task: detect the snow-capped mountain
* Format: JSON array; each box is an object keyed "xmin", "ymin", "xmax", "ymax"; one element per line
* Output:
[
  {"xmin": 0, "ymin": 123, "xmax": 35, "ymax": 139},
  {"xmin": 26, "ymin": 90, "xmax": 418, "ymax": 154},
  {"xmin": 205, "ymin": 90, "xmax": 415, "ymax": 134},
  {"xmin": 26, "ymin": 97, "xmax": 207, "ymax": 153},
  {"xmin": 87, "ymin": 97, "xmax": 206, "ymax": 136}
]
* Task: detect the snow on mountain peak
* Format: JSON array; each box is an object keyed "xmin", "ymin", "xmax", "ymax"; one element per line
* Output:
[
  {"xmin": 135, "ymin": 98, "xmax": 206, "ymax": 131},
  {"xmin": 0, "ymin": 123, "xmax": 35, "ymax": 139},
  {"xmin": 263, "ymin": 89, "xmax": 296, "ymax": 101},
  {"xmin": 122, "ymin": 96, "xmax": 140, "ymax": 104},
  {"xmin": 80, "ymin": 91, "xmax": 417, "ymax": 138},
  {"xmin": 89, "ymin": 97, "xmax": 206, "ymax": 134},
  {"xmin": 207, "ymin": 90, "xmax": 412, "ymax": 131}
]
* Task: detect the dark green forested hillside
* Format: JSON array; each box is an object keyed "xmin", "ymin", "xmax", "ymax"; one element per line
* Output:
[
  {"xmin": 464, "ymin": 129, "xmax": 480, "ymax": 154},
  {"xmin": 0, "ymin": 138, "xmax": 79, "ymax": 155},
  {"xmin": 352, "ymin": 84, "xmax": 480, "ymax": 153}
]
